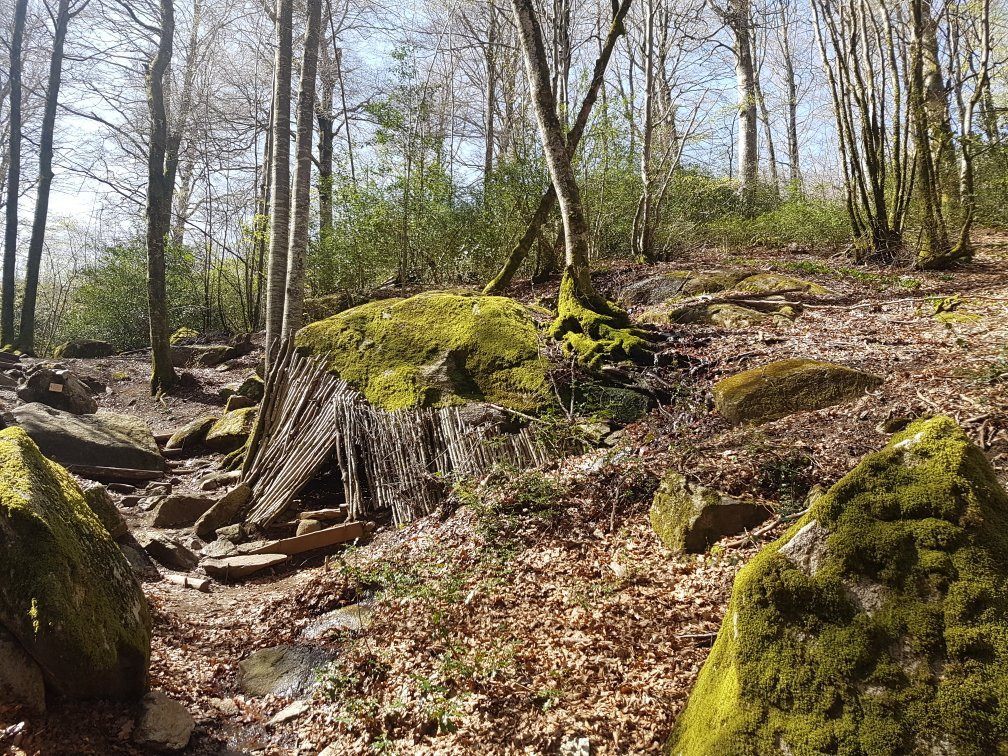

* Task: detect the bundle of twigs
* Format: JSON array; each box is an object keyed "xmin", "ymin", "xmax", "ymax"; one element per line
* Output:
[{"xmin": 241, "ymin": 341, "xmax": 551, "ymax": 529}]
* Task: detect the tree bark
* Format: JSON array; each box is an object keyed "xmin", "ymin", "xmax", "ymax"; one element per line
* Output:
[
  {"xmin": 282, "ymin": 0, "xmax": 322, "ymax": 337},
  {"xmin": 17, "ymin": 0, "xmax": 78, "ymax": 355},
  {"xmin": 264, "ymin": 0, "xmax": 294, "ymax": 367},
  {"xmin": 484, "ymin": 0, "xmax": 633, "ymax": 293},
  {"xmin": 146, "ymin": 0, "xmax": 180, "ymax": 394},
  {"xmin": 2, "ymin": 0, "xmax": 27, "ymax": 347}
]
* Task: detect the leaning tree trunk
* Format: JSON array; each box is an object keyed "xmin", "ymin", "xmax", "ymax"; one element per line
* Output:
[
  {"xmin": 281, "ymin": 0, "xmax": 322, "ymax": 337},
  {"xmin": 17, "ymin": 0, "xmax": 80, "ymax": 354},
  {"xmin": 264, "ymin": 0, "xmax": 294, "ymax": 367},
  {"xmin": 2, "ymin": 0, "xmax": 27, "ymax": 348},
  {"xmin": 484, "ymin": 0, "xmax": 633, "ymax": 294}
]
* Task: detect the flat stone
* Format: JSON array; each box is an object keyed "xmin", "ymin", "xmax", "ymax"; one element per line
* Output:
[
  {"xmin": 133, "ymin": 690, "xmax": 195, "ymax": 752},
  {"xmin": 12, "ymin": 403, "xmax": 164, "ymax": 471},
  {"xmin": 202, "ymin": 554, "xmax": 287, "ymax": 581},
  {"xmin": 302, "ymin": 604, "xmax": 374, "ymax": 639},
  {"xmin": 238, "ymin": 645, "xmax": 338, "ymax": 697}
]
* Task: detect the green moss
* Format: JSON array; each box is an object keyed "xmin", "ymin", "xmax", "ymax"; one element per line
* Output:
[
  {"xmin": 0, "ymin": 427, "xmax": 150, "ymax": 699},
  {"xmin": 169, "ymin": 327, "xmax": 199, "ymax": 345},
  {"xmin": 669, "ymin": 417, "xmax": 1008, "ymax": 755},
  {"xmin": 205, "ymin": 407, "xmax": 257, "ymax": 452},
  {"xmin": 713, "ymin": 359, "xmax": 883, "ymax": 425},
  {"xmin": 737, "ymin": 273, "xmax": 831, "ymax": 296},
  {"xmin": 296, "ymin": 291, "xmax": 550, "ymax": 411},
  {"xmin": 550, "ymin": 271, "xmax": 653, "ymax": 369}
]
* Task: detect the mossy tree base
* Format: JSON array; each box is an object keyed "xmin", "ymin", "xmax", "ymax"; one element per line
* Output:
[
  {"xmin": 669, "ymin": 417, "xmax": 1008, "ymax": 755},
  {"xmin": 550, "ymin": 269, "xmax": 654, "ymax": 369}
]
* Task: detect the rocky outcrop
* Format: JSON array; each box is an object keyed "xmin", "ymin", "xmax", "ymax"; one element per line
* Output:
[
  {"xmin": 295, "ymin": 291, "xmax": 549, "ymax": 412},
  {"xmin": 668, "ymin": 417, "xmax": 1008, "ymax": 754},
  {"xmin": 52, "ymin": 339, "xmax": 116, "ymax": 359},
  {"xmin": 17, "ymin": 367, "xmax": 97, "ymax": 414},
  {"xmin": 649, "ymin": 472, "xmax": 772, "ymax": 552},
  {"xmin": 0, "ymin": 428, "xmax": 151, "ymax": 700},
  {"xmin": 643, "ymin": 301, "xmax": 798, "ymax": 329},
  {"xmin": 712, "ymin": 359, "xmax": 882, "ymax": 425},
  {"xmin": 12, "ymin": 403, "xmax": 164, "ymax": 471}
]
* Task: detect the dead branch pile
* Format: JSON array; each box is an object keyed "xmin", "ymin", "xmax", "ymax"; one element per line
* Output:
[{"xmin": 240, "ymin": 340, "xmax": 551, "ymax": 529}]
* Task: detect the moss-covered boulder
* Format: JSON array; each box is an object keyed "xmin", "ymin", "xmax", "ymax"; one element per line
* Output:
[
  {"xmin": 82, "ymin": 482, "xmax": 128, "ymax": 539},
  {"xmin": 303, "ymin": 291, "xmax": 354, "ymax": 323},
  {"xmin": 713, "ymin": 359, "xmax": 882, "ymax": 425},
  {"xmin": 165, "ymin": 415, "xmax": 218, "ymax": 451},
  {"xmin": 204, "ymin": 407, "xmax": 257, "ymax": 452},
  {"xmin": 669, "ymin": 417, "xmax": 1008, "ymax": 755},
  {"xmin": 0, "ymin": 428, "xmax": 151, "ymax": 699},
  {"xmin": 52, "ymin": 339, "xmax": 116, "ymax": 359},
  {"xmin": 737, "ymin": 272, "xmax": 830, "ymax": 296},
  {"xmin": 169, "ymin": 327, "xmax": 199, "ymax": 345},
  {"xmin": 643, "ymin": 302, "xmax": 798, "ymax": 329},
  {"xmin": 295, "ymin": 291, "xmax": 549, "ymax": 411},
  {"xmin": 650, "ymin": 472, "xmax": 772, "ymax": 552}
]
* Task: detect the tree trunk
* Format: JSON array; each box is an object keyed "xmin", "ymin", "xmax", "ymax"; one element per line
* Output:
[
  {"xmin": 17, "ymin": 0, "xmax": 75, "ymax": 355},
  {"xmin": 778, "ymin": 5, "xmax": 801, "ymax": 192},
  {"xmin": 264, "ymin": 0, "xmax": 294, "ymax": 367},
  {"xmin": 511, "ymin": 0, "xmax": 593, "ymax": 295},
  {"xmin": 732, "ymin": 0, "xmax": 758, "ymax": 201},
  {"xmin": 483, "ymin": 0, "xmax": 497, "ymax": 191},
  {"xmin": 281, "ymin": 0, "xmax": 322, "ymax": 337},
  {"xmin": 146, "ymin": 0, "xmax": 180, "ymax": 395},
  {"xmin": 2, "ymin": 0, "xmax": 27, "ymax": 347},
  {"xmin": 484, "ymin": 0, "xmax": 633, "ymax": 293}
]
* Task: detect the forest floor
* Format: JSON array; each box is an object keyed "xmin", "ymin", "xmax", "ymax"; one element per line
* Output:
[{"xmin": 3, "ymin": 234, "xmax": 1008, "ymax": 755}]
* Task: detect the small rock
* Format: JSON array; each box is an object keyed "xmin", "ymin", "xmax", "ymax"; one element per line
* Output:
[
  {"xmin": 302, "ymin": 604, "xmax": 374, "ymax": 639},
  {"xmin": 108, "ymin": 483, "xmax": 136, "ymax": 495},
  {"xmin": 215, "ymin": 523, "xmax": 245, "ymax": 542},
  {"xmin": 194, "ymin": 484, "xmax": 252, "ymax": 539},
  {"xmin": 138, "ymin": 534, "xmax": 199, "ymax": 572},
  {"xmin": 224, "ymin": 394, "xmax": 253, "ymax": 412},
  {"xmin": 16, "ymin": 367, "xmax": 97, "ymax": 414},
  {"xmin": 120, "ymin": 495, "xmax": 141, "ymax": 508},
  {"xmin": 146, "ymin": 483, "xmax": 173, "ymax": 497},
  {"xmin": 202, "ymin": 539, "xmax": 238, "ymax": 559},
  {"xmin": 152, "ymin": 495, "xmax": 215, "ymax": 528},
  {"xmin": 119, "ymin": 543, "xmax": 161, "ymax": 580},
  {"xmin": 268, "ymin": 700, "xmax": 309, "ymax": 725},
  {"xmin": 133, "ymin": 690, "xmax": 195, "ymax": 752},
  {"xmin": 296, "ymin": 519, "xmax": 322, "ymax": 536},
  {"xmin": 165, "ymin": 416, "xmax": 218, "ymax": 451}
]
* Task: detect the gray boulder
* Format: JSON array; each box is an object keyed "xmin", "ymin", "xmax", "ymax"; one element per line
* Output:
[
  {"xmin": 238, "ymin": 645, "xmax": 337, "ymax": 697},
  {"xmin": 151, "ymin": 495, "xmax": 215, "ymax": 528},
  {"xmin": 52, "ymin": 339, "xmax": 116, "ymax": 359},
  {"xmin": 17, "ymin": 367, "xmax": 97, "ymax": 414},
  {"xmin": 0, "ymin": 625, "xmax": 46, "ymax": 715},
  {"xmin": 193, "ymin": 484, "xmax": 252, "ymax": 539},
  {"xmin": 12, "ymin": 403, "xmax": 164, "ymax": 472}
]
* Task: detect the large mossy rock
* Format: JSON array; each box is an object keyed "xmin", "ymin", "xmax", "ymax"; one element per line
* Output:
[
  {"xmin": 737, "ymin": 272, "xmax": 830, "ymax": 295},
  {"xmin": 303, "ymin": 291, "xmax": 354, "ymax": 323},
  {"xmin": 204, "ymin": 407, "xmax": 257, "ymax": 452},
  {"xmin": 713, "ymin": 359, "xmax": 883, "ymax": 425},
  {"xmin": 295, "ymin": 291, "xmax": 549, "ymax": 411},
  {"xmin": 12, "ymin": 403, "xmax": 164, "ymax": 471},
  {"xmin": 0, "ymin": 428, "xmax": 151, "ymax": 699},
  {"xmin": 669, "ymin": 417, "xmax": 1008, "ymax": 755},
  {"xmin": 650, "ymin": 472, "xmax": 772, "ymax": 552},
  {"xmin": 52, "ymin": 339, "xmax": 116, "ymax": 359}
]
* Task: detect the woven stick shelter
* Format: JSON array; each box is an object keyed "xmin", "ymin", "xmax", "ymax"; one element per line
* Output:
[{"xmin": 240, "ymin": 340, "xmax": 551, "ymax": 529}]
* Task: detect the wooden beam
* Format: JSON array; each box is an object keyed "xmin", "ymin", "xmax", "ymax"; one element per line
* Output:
[{"xmin": 246, "ymin": 521, "xmax": 367, "ymax": 556}]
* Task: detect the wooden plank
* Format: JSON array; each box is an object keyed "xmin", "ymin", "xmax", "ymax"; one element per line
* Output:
[
  {"xmin": 67, "ymin": 464, "xmax": 164, "ymax": 483},
  {"xmin": 245, "ymin": 521, "xmax": 366, "ymax": 556}
]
